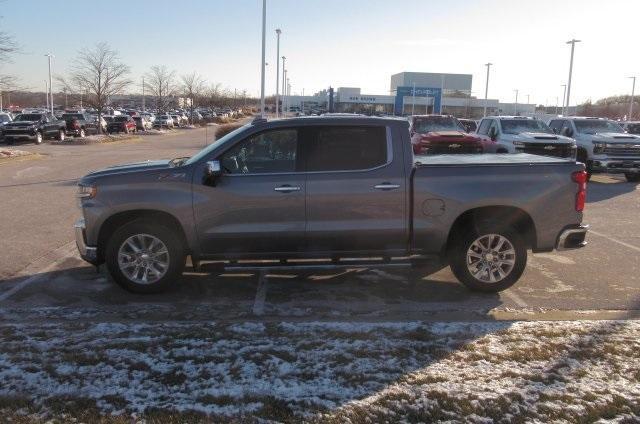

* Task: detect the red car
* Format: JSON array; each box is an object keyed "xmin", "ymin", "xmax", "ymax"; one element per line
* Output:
[
  {"xmin": 409, "ymin": 115, "xmax": 483, "ymax": 155},
  {"xmin": 106, "ymin": 115, "xmax": 137, "ymax": 134}
]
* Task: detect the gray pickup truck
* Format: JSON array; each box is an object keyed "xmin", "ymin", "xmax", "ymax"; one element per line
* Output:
[{"xmin": 75, "ymin": 116, "xmax": 588, "ymax": 294}]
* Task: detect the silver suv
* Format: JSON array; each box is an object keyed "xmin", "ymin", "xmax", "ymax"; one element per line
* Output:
[{"xmin": 548, "ymin": 117, "xmax": 640, "ymax": 182}]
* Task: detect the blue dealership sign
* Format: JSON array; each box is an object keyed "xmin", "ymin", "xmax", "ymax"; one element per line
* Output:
[{"xmin": 394, "ymin": 86, "xmax": 442, "ymax": 115}]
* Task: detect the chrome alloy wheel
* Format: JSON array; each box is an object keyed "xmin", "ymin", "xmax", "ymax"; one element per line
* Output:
[
  {"xmin": 117, "ymin": 234, "xmax": 170, "ymax": 284},
  {"xmin": 466, "ymin": 234, "xmax": 516, "ymax": 283}
]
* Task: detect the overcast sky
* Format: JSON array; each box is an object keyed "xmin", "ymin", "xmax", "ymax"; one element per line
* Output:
[{"xmin": 2, "ymin": 0, "xmax": 638, "ymax": 105}]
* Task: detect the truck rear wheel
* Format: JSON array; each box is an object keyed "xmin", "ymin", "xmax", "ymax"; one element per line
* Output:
[
  {"xmin": 105, "ymin": 221, "xmax": 186, "ymax": 293},
  {"xmin": 448, "ymin": 224, "xmax": 527, "ymax": 292},
  {"xmin": 625, "ymin": 173, "xmax": 640, "ymax": 183},
  {"xmin": 56, "ymin": 129, "xmax": 65, "ymax": 141}
]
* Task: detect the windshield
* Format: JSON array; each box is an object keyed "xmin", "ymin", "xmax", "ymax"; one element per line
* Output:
[
  {"xmin": 114, "ymin": 116, "xmax": 129, "ymax": 122},
  {"xmin": 62, "ymin": 114, "xmax": 83, "ymax": 120},
  {"xmin": 0, "ymin": 115, "xmax": 10, "ymax": 123},
  {"xmin": 500, "ymin": 119, "xmax": 552, "ymax": 134},
  {"xmin": 413, "ymin": 116, "xmax": 464, "ymax": 133},
  {"xmin": 14, "ymin": 114, "xmax": 43, "ymax": 122},
  {"xmin": 185, "ymin": 124, "xmax": 250, "ymax": 165},
  {"xmin": 574, "ymin": 120, "xmax": 624, "ymax": 134}
]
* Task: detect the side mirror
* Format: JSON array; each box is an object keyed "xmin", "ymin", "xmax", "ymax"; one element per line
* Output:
[
  {"xmin": 489, "ymin": 128, "xmax": 497, "ymax": 141},
  {"xmin": 204, "ymin": 160, "xmax": 222, "ymax": 185}
]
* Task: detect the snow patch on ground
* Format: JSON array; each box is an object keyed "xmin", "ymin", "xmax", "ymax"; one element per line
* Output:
[
  {"xmin": 0, "ymin": 320, "xmax": 638, "ymax": 422},
  {"xmin": 0, "ymin": 148, "xmax": 34, "ymax": 159}
]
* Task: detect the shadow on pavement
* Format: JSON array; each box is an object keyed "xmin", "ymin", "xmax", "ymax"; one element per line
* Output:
[{"xmin": 587, "ymin": 179, "xmax": 638, "ymax": 203}]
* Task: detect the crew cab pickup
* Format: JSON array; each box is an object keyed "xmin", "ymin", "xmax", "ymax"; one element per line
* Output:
[
  {"xmin": 476, "ymin": 116, "xmax": 576, "ymax": 159},
  {"xmin": 75, "ymin": 116, "xmax": 588, "ymax": 294},
  {"xmin": 61, "ymin": 113, "xmax": 100, "ymax": 138},
  {"xmin": 2, "ymin": 112, "xmax": 66, "ymax": 144},
  {"xmin": 409, "ymin": 115, "xmax": 483, "ymax": 154},
  {"xmin": 548, "ymin": 117, "xmax": 640, "ymax": 182},
  {"xmin": 107, "ymin": 115, "xmax": 137, "ymax": 134}
]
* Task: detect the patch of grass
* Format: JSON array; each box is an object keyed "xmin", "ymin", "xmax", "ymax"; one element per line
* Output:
[
  {"xmin": 254, "ymin": 396, "xmax": 296, "ymax": 422},
  {"xmin": 100, "ymin": 394, "xmax": 128, "ymax": 410},
  {"xmin": 196, "ymin": 394, "xmax": 234, "ymax": 406}
]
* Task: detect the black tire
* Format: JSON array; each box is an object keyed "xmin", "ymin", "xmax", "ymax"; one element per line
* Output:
[
  {"xmin": 625, "ymin": 173, "xmax": 640, "ymax": 183},
  {"xmin": 105, "ymin": 220, "xmax": 186, "ymax": 294},
  {"xmin": 448, "ymin": 223, "xmax": 527, "ymax": 292},
  {"xmin": 56, "ymin": 129, "xmax": 65, "ymax": 141},
  {"xmin": 5, "ymin": 137, "xmax": 14, "ymax": 145},
  {"xmin": 124, "ymin": 127, "xmax": 129, "ymax": 134}
]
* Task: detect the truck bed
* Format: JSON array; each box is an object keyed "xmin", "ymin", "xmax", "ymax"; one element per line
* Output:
[{"xmin": 415, "ymin": 153, "xmax": 574, "ymax": 167}]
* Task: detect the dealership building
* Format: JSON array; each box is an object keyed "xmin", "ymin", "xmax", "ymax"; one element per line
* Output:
[{"xmin": 284, "ymin": 71, "xmax": 534, "ymax": 118}]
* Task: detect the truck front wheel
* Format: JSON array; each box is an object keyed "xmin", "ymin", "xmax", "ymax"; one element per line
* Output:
[
  {"xmin": 449, "ymin": 224, "xmax": 527, "ymax": 292},
  {"xmin": 105, "ymin": 221, "xmax": 186, "ymax": 293},
  {"xmin": 624, "ymin": 173, "xmax": 640, "ymax": 183}
]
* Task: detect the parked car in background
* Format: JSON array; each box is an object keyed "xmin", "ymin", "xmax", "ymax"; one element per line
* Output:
[
  {"xmin": 458, "ymin": 118, "xmax": 478, "ymax": 133},
  {"xmin": 74, "ymin": 116, "xmax": 588, "ymax": 294},
  {"xmin": 548, "ymin": 117, "xmax": 640, "ymax": 182},
  {"xmin": 476, "ymin": 116, "xmax": 576, "ymax": 159},
  {"xmin": 409, "ymin": 115, "xmax": 483, "ymax": 154},
  {"xmin": 133, "ymin": 116, "xmax": 153, "ymax": 131},
  {"xmin": 153, "ymin": 115, "xmax": 174, "ymax": 129},
  {"xmin": 620, "ymin": 121, "xmax": 640, "ymax": 135},
  {"xmin": 2, "ymin": 112, "xmax": 66, "ymax": 144},
  {"xmin": 107, "ymin": 115, "xmax": 137, "ymax": 134},
  {"xmin": 170, "ymin": 114, "xmax": 183, "ymax": 128},
  {"xmin": 0, "ymin": 112, "xmax": 12, "ymax": 141},
  {"xmin": 61, "ymin": 113, "xmax": 100, "ymax": 138},
  {"xmin": 141, "ymin": 112, "xmax": 156, "ymax": 123}
]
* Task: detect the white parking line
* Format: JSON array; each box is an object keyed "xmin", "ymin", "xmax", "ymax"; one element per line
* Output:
[
  {"xmin": 252, "ymin": 270, "xmax": 268, "ymax": 316},
  {"xmin": 504, "ymin": 289, "xmax": 528, "ymax": 307},
  {"xmin": 589, "ymin": 230, "xmax": 640, "ymax": 253}
]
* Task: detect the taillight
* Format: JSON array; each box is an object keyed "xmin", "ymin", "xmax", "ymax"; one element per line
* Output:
[{"xmin": 572, "ymin": 170, "xmax": 587, "ymax": 211}]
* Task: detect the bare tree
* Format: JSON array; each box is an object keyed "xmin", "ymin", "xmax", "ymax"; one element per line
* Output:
[
  {"xmin": 145, "ymin": 65, "xmax": 176, "ymax": 113},
  {"xmin": 181, "ymin": 72, "xmax": 206, "ymax": 124},
  {"xmin": 0, "ymin": 30, "xmax": 18, "ymax": 65},
  {"xmin": 59, "ymin": 42, "xmax": 131, "ymax": 133}
]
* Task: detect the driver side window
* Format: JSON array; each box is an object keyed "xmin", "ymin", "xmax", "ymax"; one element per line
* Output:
[
  {"xmin": 488, "ymin": 120, "xmax": 498, "ymax": 135},
  {"xmin": 220, "ymin": 129, "xmax": 298, "ymax": 174}
]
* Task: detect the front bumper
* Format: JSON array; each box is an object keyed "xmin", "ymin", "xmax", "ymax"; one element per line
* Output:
[
  {"xmin": 74, "ymin": 218, "xmax": 98, "ymax": 264},
  {"xmin": 2, "ymin": 130, "xmax": 37, "ymax": 139},
  {"xmin": 556, "ymin": 224, "xmax": 588, "ymax": 251},
  {"xmin": 590, "ymin": 158, "xmax": 640, "ymax": 174}
]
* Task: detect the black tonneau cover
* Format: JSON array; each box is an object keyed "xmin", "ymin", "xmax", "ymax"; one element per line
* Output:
[{"xmin": 415, "ymin": 153, "xmax": 573, "ymax": 167}]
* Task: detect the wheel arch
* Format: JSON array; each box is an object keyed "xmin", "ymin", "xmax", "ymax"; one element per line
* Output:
[
  {"xmin": 444, "ymin": 206, "xmax": 537, "ymax": 256},
  {"xmin": 96, "ymin": 209, "xmax": 189, "ymax": 263}
]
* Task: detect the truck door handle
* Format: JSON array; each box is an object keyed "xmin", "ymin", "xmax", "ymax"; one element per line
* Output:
[
  {"xmin": 274, "ymin": 185, "xmax": 301, "ymax": 193},
  {"xmin": 374, "ymin": 183, "xmax": 400, "ymax": 190}
]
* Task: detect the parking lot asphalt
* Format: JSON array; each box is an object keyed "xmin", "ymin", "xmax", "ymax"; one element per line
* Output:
[{"xmin": 0, "ymin": 129, "xmax": 639, "ymax": 322}]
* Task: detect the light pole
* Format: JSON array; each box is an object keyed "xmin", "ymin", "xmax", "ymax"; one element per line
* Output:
[
  {"xmin": 628, "ymin": 76, "xmax": 636, "ymax": 121},
  {"xmin": 411, "ymin": 82, "xmax": 416, "ymax": 115},
  {"xmin": 565, "ymin": 39, "xmax": 581, "ymax": 116},
  {"xmin": 44, "ymin": 80, "xmax": 48, "ymax": 109},
  {"xmin": 142, "ymin": 76, "xmax": 145, "ymax": 112},
  {"xmin": 45, "ymin": 53, "xmax": 54, "ymax": 113},
  {"xmin": 281, "ymin": 56, "xmax": 286, "ymax": 116},
  {"xmin": 555, "ymin": 96, "xmax": 559, "ymax": 115},
  {"xmin": 483, "ymin": 62, "xmax": 492, "ymax": 117},
  {"xmin": 283, "ymin": 68, "xmax": 287, "ymax": 115},
  {"xmin": 275, "ymin": 29, "xmax": 281, "ymax": 118},
  {"xmin": 514, "ymin": 89, "xmax": 519, "ymax": 115},
  {"xmin": 561, "ymin": 84, "xmax": 567, "ymax": 115},
  {"xmin": 259, "ymin": 0, "xmax": 266, "ymax": 117}
]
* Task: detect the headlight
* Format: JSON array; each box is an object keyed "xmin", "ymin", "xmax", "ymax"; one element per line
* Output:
[
  {"xmin": 77, "ymin": 184, "xmax": 97, "ymax": 199},
  {"xmin": 592, "ymin": 142, "xmax": 605, "ymax": 154}
]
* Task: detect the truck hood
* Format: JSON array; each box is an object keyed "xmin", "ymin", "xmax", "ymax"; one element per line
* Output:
[
  {"xmin": 592, "ymin": 132, "xmax": 640, "ymax": 141},
  {"xmin": 4, "ymin": 121, "xmax": 38, "ymax": 127},
  {"xmin": 509, "ymin": 132, "xmax": 574, "ymax": 144},
  {"xmin": 84, "ymin": 159, "xmax": 173, "ymax": 179}
]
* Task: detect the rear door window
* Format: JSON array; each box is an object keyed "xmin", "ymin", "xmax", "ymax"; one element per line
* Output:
[{"xmin": 306, "ymin": 126, "xmax": 387, "ymax": 172}]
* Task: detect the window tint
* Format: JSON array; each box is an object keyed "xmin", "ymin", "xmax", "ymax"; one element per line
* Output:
[
  {"xmin": 477, "ymin": 119, "xmax": 491, "ymax": 135},
  {"xmin": 221, "ymin": 129, "xmax": 297, "ymax": 174},
  {"xmin": 307, "ymin": 126, "xmax": 387, "ymax": 172}
]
